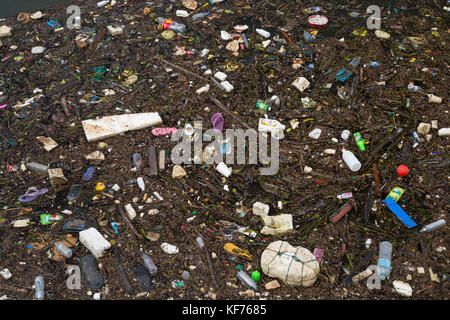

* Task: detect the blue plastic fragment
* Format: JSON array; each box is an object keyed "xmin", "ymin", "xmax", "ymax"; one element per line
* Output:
[
  {"xmin": 7, "ymin": 138, "xmax": 17, "ymax": 147},
  {"xmin": 111, "ymin": 222, "xmax": 119, "ymax": 234},
  {"xmin": 82, "ymin": 167, "xmax": 95, "ymax": 182},
  {"xmin": 383, "ymin": 196, "xmax": 417, "ymax": 228},
  {"xmin": 47, "ymin": 20, "xmax": 62, "ymax": 29},
  {"xmin": 335, "ymin": 68, "xmax": 352, "ymax": 82}
]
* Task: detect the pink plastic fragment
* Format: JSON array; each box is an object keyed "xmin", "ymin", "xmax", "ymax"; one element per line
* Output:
[{"xmin": 151, "ymin": 127, "xmax": 178, "ymax": 136}]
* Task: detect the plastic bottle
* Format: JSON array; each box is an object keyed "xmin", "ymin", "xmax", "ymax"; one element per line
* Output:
[
  {"xmin": 192, "ymin": 12, "xmax": 210, "ymax": 21},
  {"xmin": 377, "ymin": 241, "xmax": 392, "ymax": 280},
  {"xmin": 67, "ymin": 184, "xmax": 83, "ymax": 202},
  {"xmin": 157, "ymin": 17, "xmax": 186, "ymax": 33},
  {"xmin": 181, "ymin": 271, "xmax": 190, "ymax": 280},
  {"xmin": 140, "ymin": 248, "xmax": 158, "ymax": 275},
  {"xmin": 40, "ymin": 214, "xmax": 63, "ymax": 225},
  {"xmin": 34, "ymin": 276, "xmax": 45, "ymax": 300},
  {"xmin": 420, "ymin": 219, "xmax": 446, "ymax": 233},
  {"xmin": 353, "ymin": 132, "xmax": 366, "ymax": 151},
  {"xmin": 337, "ymin": 192, "xmax": 353, "ymax": 199},
  {"xmin": 256, "ymin": 100, "xmax": 271, "ymax": 111},
  {"xmin": 438, "ymin": 128, "xmax": 450, "ymax": 136},
  {"xmin": 26, "ymin": 162, "xmax": 49, "ymax": 174},
  {"xmin": 342, "ymin": 149, "xmax": 361, "ymax": 171},
  {"xmin": 137, "ymin": 177, "xmax": 145, "ymax": 191},
  {"xmin": 97, "ymin": 0, "xmax": 109, "ymax": 7},
  {"xmin": 196, "ymin": 236, "xmax": 205, "ymax": 249},
  {"xmin": 55, "ymin": 243, "xmax": 73, "ymax": 258},
  {"xmin": 255, "ymin": 28, "xmax": 270, "ymax": 38},
  {"xmin": 132, "ymin": 153, "xmax": 143, "ymax": 170},
  {"xmin": 349, "ymin": 57, "xmax": 361, "ymax": 68},
  {"xmin": 236, "ymin": 271, "xmax": 258, "ymax": 291},
  {"xmin": 303, "ymin": 31, "xmax": 316, "ymax": 42}
]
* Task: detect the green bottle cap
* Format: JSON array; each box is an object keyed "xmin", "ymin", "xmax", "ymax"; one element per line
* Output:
[{"xmin": 251, "ymin": 270, "xmax": 261, "ymax": 282}]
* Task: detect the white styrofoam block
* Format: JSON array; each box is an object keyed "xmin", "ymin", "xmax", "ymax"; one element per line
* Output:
[
  {"xmin": 124, "ymin": 203, "xmax": 137, "ymax": 220},
  {"xmin": 253, "ymin": 202, "xmax": 269, "ymax": 216},
  {"xmin": 79, "ymin": 228, "xmax": 111, "ymax": 259},
  {"xmin": 220, "ymin": 81, "xmax": 234, "ymax": 92},
  {"xmin": 82, "ymin": 113, "xmax": 162, "ymax": 142},
  {"xmin": 214, "ymin": 71, "xmax": 227, "ymax": 81},
  {"xmin": 107, "ymin": 25, "xmax": 123, "ymax": 36}
]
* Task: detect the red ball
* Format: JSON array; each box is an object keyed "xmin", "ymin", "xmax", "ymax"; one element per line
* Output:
[{"xmin": 397, "ymin": 165, "xmax": 409, "ymax": 177}]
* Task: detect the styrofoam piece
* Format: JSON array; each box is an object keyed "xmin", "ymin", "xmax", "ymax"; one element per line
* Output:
[
  {"xmin": 220, "ymin": 81, "xmax": 234, "ymax": 92},
  {"xmin": 253, "ymin": 202, "xmax": 269, "ymax": 216},
  {"xmin": 214, "ymin": 71, "xmax": 227, "ymax": 81},
  {"xmin": 393, "ymin": 280, "xmax": 412, "ymax": 297},
  {"xmin": 308, "ymin": 128, "xmax": 322, "ymax": 139},
  {"xmin": 79, "ymin": 228, "xmax": 111, "ymax": 259},
  {"xmin": 216, "ymin": 162, "xmax": 232, "ymax": 177},
  {"xmin": 124, "ymin": 203, "xmax": 137, "ymax": 220},
  {"xmin": 196, "ymin": 84, "xmax": 210, "ymax": 94},
  {"xmin": 82, "ymin": 113, "xmax": 162, "ymax": 142},
  {"xmin": 107, "ymin": 25, "xmax": 123, "ymax": 36}
]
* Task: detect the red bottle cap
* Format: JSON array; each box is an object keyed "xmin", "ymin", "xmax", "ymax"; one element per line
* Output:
[{"xmin": 397, "ymin": 165, "xmax": 409, "ymax": 177}]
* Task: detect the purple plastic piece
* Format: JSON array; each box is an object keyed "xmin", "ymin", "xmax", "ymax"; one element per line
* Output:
[
  {"xmin": 18, "ymin": 188, "xmax": 49, "ymax": 203},
  {"xmin": 313, "ymin": 248, "xmax": 324, "ymax": 263},
  {"xmin": 211, "ymin": 113, "xmax": 224, "ymax": 133}
]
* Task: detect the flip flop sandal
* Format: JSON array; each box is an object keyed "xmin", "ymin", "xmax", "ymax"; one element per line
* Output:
[
  {"xmin": 18, "ymin": 188, "xmax": 49, "ymax": 203},
  {"xmin": 63, "ymin": 219, "xmax": 96, "ymax": 232},
  {"xmin": 81, "ymin": 254, "xmax": 103, "ymax": 289}
]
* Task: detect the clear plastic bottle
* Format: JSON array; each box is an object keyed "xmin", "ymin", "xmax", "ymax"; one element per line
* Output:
[
  {"xmin": 140, "ymin": 248, "xmax": 158, "ymax": 275},
  {"xmin": 342, "ymin": 149, "xmax": 361, "ymax": 171},
  {"xmin": 157, "ymin": 17, "xmax": 186, "ymax": 33},
  {"xmin": 137, "ymin": 177, "xmax": 145, "ymax": 191},
  {"xmin": 420, "ymin": 219, "xmax": 446, "ymax": 233},
  {"xmin": 349, "ymin": 57, "xmax": 361, "ymax": 68},
  {"xmin": 303, "ymin": 31, "xmax": 316, "ymax": 42},
  {"xmin": 192, "ymin": 12, "xmax": 210, "ymax": 21},
  {"xmin": 377, "ymin": 241, "xmax": 392, "ymax": 280},
  {"xmin": 181, "ymin": 271, "xmax": 190, "ymax": 280},
  {"xmin": 132, "ymin": 153, "xmax": 143, "ymax": 170},
  {"xmin": 337, "ymin": 192, "xmax": 353, "ymax": 199},
  {"xmin": 255, "ymin": 28, "xmax": 270, "ymax": 38},
  {"xmin": 236, "ymin": 271, "xmax": 258, "ymax": 291},
  {"xmin": 55, "ymin": 242, "xmax": 73, "ymax": 258},
  {"xmin": 26, "ymin": 162, "xmax": 49, "ymax": 174},
  {"xmin": 196, "ymin": 236, "xmax": 205, "ymax": 249},
  {"xmin": 34, "ymin": 276, "xmax": 45, "ymax": 300}
]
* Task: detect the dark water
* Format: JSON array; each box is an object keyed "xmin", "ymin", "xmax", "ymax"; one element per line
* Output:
[{"xmin": 0, "ymin": 0, "xmax": 72, "ymax": 18}]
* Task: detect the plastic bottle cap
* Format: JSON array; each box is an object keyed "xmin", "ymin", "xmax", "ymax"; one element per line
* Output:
[
  {"xmin": 251, "ymin": 270, "xmax": 261, "ymax": 282},
  {"xmin": 397, "ymin": 165, "xmax": 409, "ymax": 177}
]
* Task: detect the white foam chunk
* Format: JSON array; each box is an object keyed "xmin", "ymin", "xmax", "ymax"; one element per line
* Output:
[
  {"xmin": 79, "ymin": 228, "xmax": 111, "ymax": 259},
  {"xmin": 82, "ymin": 113, "xmax": 162, "ymax": 142}
]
